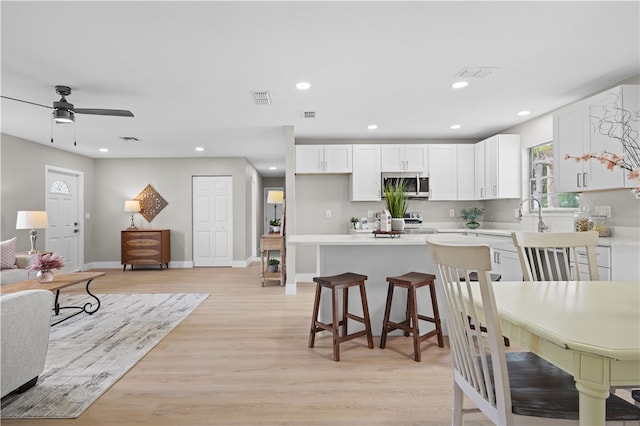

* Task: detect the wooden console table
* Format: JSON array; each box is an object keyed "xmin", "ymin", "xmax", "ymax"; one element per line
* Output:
[
  {"xmin": 121, "ymin": 229, "xmax": 170, "ymax": 270},
  {"xmin": 0, "ymin": 272, "xmax": 106, "ymax": 325},
  {"xmin": 260, "ymin": 234, "xmax": 285, "ymax": 286}
]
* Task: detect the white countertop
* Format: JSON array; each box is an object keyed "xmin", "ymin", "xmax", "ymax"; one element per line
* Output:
[{"xmin": 288, "ymin": 228, "xmax": 640, "ymax": 247}]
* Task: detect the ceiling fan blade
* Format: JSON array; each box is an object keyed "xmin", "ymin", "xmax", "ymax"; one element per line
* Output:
[
  {"xmin": 1, "ymin": 95, "xmax": 52, "ymax": 109},
  {"xmin": 74, "ymin": 108, "xmax": 134, "ymax": 117}
]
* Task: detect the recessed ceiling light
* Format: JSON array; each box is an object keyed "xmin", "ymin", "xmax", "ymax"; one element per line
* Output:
[
  {"xmin": 296, "ymin": 82, "xmax": 311, "ymax": 90},
  {"xmin": 449, "ymin": 124, "xmax": 462, "ymax": 130},
  {"xmin": 518, "ymin": 110, "xmax": 531, "ymax": 116},
  {"xmin": 195, "ymin": 147, "xmax": 204, "ymax": 152},
  {"xmin": 451, "ymin": 81, "xmax": 469, "ymax": 89},
  {"xmin": 99, "ymin": 148, "xmax": 108, "ymax": 153},
  {"xmin": 269, "ymin": 166, "xmax": 277, "ymax": 170},
  {"xmin": 367, "ymin": 124, "xmax": 378, "ymax": 130}
]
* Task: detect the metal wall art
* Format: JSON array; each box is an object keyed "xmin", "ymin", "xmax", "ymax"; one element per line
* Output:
[{"xmin": 135, "ymin": 184, "xmax": 168, "ymax": 222}]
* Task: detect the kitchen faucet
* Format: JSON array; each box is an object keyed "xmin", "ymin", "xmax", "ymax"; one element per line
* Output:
[{"xmin": 518, "ymin": 197, "xmax": 548, "ymax": 233}]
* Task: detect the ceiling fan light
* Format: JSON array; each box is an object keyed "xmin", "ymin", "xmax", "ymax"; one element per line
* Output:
[{"xmin": 53, "ymin": 108, "xmax": 74, "ymax": 123}]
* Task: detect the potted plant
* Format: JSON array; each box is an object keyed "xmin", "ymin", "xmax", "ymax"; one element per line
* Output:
[
  {"xmin": 269, "ymin": 218, "xmax": 281, "ymax": 234},
  {"xmin": 384, "ymin": 179, "xmax": 408, "ymax": 231},
  {"xmin": 350, "ymin": 217, "xmax": 360, "ymax": 229},
  {"xmin": 268, "ymin": 258, "xmax": 280, "ymax": 272},
  {"xmin": 461, "ymin": 207, "xmax": 485, "ymax": 229}
]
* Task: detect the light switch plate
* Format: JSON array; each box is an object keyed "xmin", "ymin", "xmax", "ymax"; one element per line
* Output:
[
  {"xmin": 594, "ymin": 205, "xmax": 611, "ymax": 217},
  {"xmin": 325, "ymin": 209, "xmax": 331, "ymax": 218},
  {"xmin": 449, "ymin": 209, "xmax": 455, "ymax": 217}
]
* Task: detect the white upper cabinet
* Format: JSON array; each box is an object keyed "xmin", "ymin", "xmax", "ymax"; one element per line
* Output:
[
  {"xmin": 381, "ymin": 144, "xmax": 428, "ymax": 173},
  {"xmin": 457, "ymin": 144, "xmax": 476, "ymax": 200},
  {"xmin": 296, "ymin": 144, "xmax": 352, "ymax": 174},
  {"xmin": 475, "ymin": 134, "xmax": 521, "ymax": 200},
  {"xmin": 351, "ymin": 145, "xmax": 382, "ymax": 201},
  {"xmin": 428, "ymin": 144, "xmax": 458, "ymax": 200},
  {"xmin": 554, "ymin": 85, "xmax": 638, "ymax": 192},
  {"xmin": 474, "ymin": 141, "xmax": 487, "ymax": 199}
]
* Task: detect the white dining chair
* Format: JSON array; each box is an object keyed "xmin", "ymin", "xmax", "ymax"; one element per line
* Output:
[
  {"xmin": 428, "ymin": 241, "xmax": 640, "ymax": 425},
  {"xmin": 511, "ymin": 231, "xmax": 600, "ymax": 281}
]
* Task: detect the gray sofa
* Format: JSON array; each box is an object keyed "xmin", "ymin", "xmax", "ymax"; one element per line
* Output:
[
  {"xmin": 1, "ymin": 251, "xmax": 33, "ymax": 286},
  {"xmin": 1, "ymin": 289, "xmax": 54, "ymax": 397}
]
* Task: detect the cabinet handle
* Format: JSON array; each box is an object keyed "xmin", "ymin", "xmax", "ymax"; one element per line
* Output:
[
  {"xmin": 577, "ymin": 173, "xmax": 581, "ymax": 188},
  {"xmin": 583, "ymin": 172, "xmax": 587, "ymax": 187},
  {"xmin": 480, "ymin": 188, "xmax": 484, "ymax": 198},
  {"xmin": 493, "ymin": 185, "xmax": 497, "ymax": 197}
]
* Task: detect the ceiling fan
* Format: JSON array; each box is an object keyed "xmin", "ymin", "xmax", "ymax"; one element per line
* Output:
[{"xmin": 1, "ymin": 85, "xmax": 134, "ymax": 123}]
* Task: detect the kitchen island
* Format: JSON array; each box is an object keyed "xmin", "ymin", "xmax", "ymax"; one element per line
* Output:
[{"xmin": 288, "ymin": 232, "xmax": 501, "ymax": 337}]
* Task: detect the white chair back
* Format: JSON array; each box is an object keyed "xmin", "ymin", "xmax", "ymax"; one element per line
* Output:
[
  {"xmin": 511, "ymin": 231, "xmax": 599, "ymax": 281},
  {"xmin": 428, "ymin": 241, "xmax": 512, "ymax": 425}
]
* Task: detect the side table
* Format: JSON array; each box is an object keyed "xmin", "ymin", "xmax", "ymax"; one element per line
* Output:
[{"xmin": 260, "ymin": 234, "xmax": 285, "ymax": 286}]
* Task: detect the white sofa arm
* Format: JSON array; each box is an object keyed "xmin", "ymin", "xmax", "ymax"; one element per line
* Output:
[{"xmin": 1, "ymin": 289, "xmax": 54, "ymax": 397}]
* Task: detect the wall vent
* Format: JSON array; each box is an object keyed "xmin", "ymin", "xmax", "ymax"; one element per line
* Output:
[
  {"xmin": 455, "ymin": 67, "xmax": 499, "ymax": 78},
  {"xmin": 302, "ymin": 111, "xmax": 316, "ymax": 118},
  {"xmin": 119, "ymin": 136, "xmax": 141, "ymax": 142},
  {"xmin": 252, "ymin": 91, "xmax": 272, "ymax": 105}
]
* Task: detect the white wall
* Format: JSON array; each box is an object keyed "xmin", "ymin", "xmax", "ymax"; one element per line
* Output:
[{"xmin": 1, "ymin": 134, "xmax": 264, "ymax": 266}]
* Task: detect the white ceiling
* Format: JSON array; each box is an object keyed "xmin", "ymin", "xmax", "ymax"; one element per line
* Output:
[{"xmin": 2, "ymin": 1, "xmax": 639, "ymax": 178}]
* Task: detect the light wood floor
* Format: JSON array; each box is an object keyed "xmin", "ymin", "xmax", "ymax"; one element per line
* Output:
[{"xmin": 3, "ymin": 263, "xmax": 496, "ymax": 425}]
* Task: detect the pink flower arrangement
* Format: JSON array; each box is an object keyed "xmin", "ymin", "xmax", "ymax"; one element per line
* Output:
[
  {"xmin": 565, "ymin": 152, "xmax": 640, "ymax": 198},
  {"xmin": 27, "ymin": 252, "xmax": 65, "ymax": 272}
]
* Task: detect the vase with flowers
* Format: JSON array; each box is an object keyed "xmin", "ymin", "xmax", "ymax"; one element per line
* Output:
[{"xmin": 27, "ymin": 252, "xmax": 65, "ymax": 283}]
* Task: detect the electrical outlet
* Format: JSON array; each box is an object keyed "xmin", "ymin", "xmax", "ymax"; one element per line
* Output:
[
  {"xmin": 514, "ymin": 208, "xmax": 521, "ymax": 218},
  {"xmin": 367, "ymin": 210, "xmax": 373, "ymax": 218},
  {"xmin": 449, "ymin": 209, "xmax": 455, "ymax": 217},
  {"xmin": 594, "ymin": 205, "xmax": 612, "ymax": 217},
  {"xmin": 325, "ymin": 209, "xmax": 331, "ymax": 218}
]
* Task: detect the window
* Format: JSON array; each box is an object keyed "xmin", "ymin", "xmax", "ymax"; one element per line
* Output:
[{"xmin": 529, "ymin": 142, "xmax": 579, "ymax": 209}]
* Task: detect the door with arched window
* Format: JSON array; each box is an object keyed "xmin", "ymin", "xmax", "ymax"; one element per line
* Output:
[{"xmin": 45, "ymin": 166, "xmax": 84, "ymax": 272}]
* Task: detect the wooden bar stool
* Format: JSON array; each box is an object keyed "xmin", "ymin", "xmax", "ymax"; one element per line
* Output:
[
  {"xmin": 380, "ymin": 272, "xmax": 444, "ymax": 362},
  {"xmin": 308, "ymin": 272, "xmax": 374, "ymax": 361}
]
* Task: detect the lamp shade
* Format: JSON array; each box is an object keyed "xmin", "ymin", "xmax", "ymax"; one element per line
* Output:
[
  {"xmin": 16, "ymin": 211, "xmax": 49, "ymax": 229},
  {"xmin": 267, "ymin": 190, "xmax": 284, "ymax": 205},
  {"xmin": 124, "ymin": 200, "xmax": 141, "ymax": 213}
]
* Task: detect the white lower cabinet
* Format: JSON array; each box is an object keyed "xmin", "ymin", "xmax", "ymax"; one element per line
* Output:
[
  {"xmin": 611, "ymin": 246, "xmax": 640, "ymax": 281},
  {"xmin": 492, "ymin": 246, "xmax": 524, "ymax": 281},
  {"xmin": 570, "ymin": 245, "xmax": 610, "ymax": 281}
]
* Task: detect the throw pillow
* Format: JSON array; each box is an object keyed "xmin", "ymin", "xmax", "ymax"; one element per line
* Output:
[{"xmin": 1, "ymin": 237, "xmax": 18, "ymax": 269}]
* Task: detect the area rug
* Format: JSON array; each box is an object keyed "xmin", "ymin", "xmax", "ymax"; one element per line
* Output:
[{"xmin": 1, "ymin": 292, "xmax": 209, "ymax": 419}]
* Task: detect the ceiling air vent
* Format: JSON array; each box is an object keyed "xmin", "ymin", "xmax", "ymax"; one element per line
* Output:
[
  {"xmin": 455, "ymin": 67, "xmax": 499, "ymax": 78},
  {"xmin": 302, "ymin": 111, "xmax": 316, "ymax": 118},
  {"xmin": 252, "ymin": 91, "xmax": 272, "ymax": 105},
  {"xmin": 119, "ymin": 136, "xmax": 141, "ymax": 142}
]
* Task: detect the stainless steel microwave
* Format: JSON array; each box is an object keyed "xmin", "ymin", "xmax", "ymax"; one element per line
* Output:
[{"xmin": 382, "ymin": 174, "xmax": 430, "ymax": 199}]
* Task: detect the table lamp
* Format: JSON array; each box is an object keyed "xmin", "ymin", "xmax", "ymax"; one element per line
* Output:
[
  {"xmin": 266, "ymin": 190, "xmax": 284, "ymax": 222},
  {"xmin": 124, "ymin": 200, "xmax": 141, "ymax": 229},
  {"xmin": 15, "ymin": 210, "xmax": 49, "ymax": 254}
]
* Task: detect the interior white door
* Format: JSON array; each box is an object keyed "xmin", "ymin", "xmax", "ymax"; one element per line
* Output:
[
  {"xmin": 192, "ymin": 176, "xmax": 233, "ymax": 267},
  {"xmin": 45, "ymin": 167, "xmax": 83, "ymax": 272}
]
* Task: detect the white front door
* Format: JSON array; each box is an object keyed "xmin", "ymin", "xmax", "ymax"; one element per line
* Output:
[
  {"xmin": 45, "ymin": 167, "xmax": 83, "ymax": 272},
  {"xmin": 192, "ymin": 176, "xmax": 233, "ymax": 267}
]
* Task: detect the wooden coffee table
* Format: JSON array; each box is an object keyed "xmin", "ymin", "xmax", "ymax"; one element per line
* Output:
[{"xmin": 0, "ymin": 272, "xmax": 105, "ymax": 325}]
